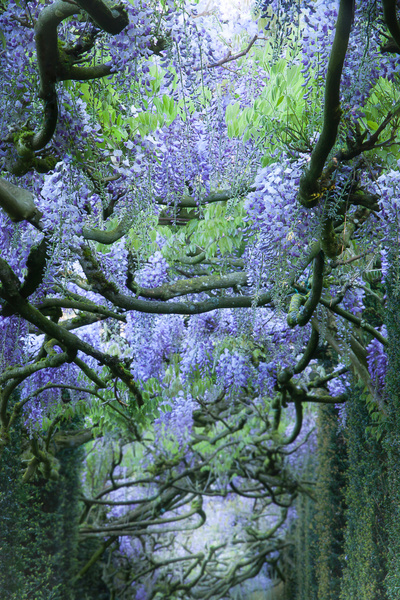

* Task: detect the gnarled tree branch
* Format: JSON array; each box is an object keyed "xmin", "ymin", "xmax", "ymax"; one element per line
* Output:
[{"xmin": 298, "ymin": 0, "xmax": 354, "ymax": 207}]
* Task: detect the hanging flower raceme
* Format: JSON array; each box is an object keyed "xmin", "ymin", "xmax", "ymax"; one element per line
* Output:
[{"xmin": 367, "ymin": 326, "xmax": 388, "ymax": 395}]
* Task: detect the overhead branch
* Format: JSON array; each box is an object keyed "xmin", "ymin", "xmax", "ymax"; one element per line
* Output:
[
  {"xmin": 294, "ymin": 325, "xmax": 319, "ymax": 373},
  {"xmin": 287, "ymin": 251, "xmax": 324, "ymax": 327},
  {"xmin": 22, "ymin": 436, "xmax": 60, "ymax": 482},
  {"xmin": 80, "ymin": 502, "xmax": 206, "ymax": 536},
  {"xmin": 73, "ymin": 536, "xmax": 118, "ymax": 582},
  {"xmin": 0, "ymin": 350, "xmax": 69, "ymax": 387},
  {"xmin": 73, "ymin": 356, "xmax": 108, "ymax": 389},
  {"xmin": 32, "ymin": 0, "xmax": 79, "ymax": 150},
  {"xmin": 280, "ymin": 399, "xmax": 303, "ymax": 445},
  {"xmin": 0, "ymin": 177, "xmax": 43, "ymax": 226},
  {"xmin": 79, "ymin": 245, "xmax": 273, "ymax": 314},
  {"xmin": 53, "ymin": 427, "xmax": 94, "ymax": 450},
  {"xmin": 59, "ymin": 63, "xmax": 113, "ymax": 81},
  {"xmin": 294, "ymin": 281, "xmax": 387, "ymax": 346},
  {"xmin": 0, "ymin": 176, "xmax": 132, "ymax": 245},
  {"xmin": 74, "ymin": 0, "xmax": 129, "ymax": 35},
  {"xmin": 128, "ymin": 272, "xmax": 248, "ymax": 300},
  {"xmin": 2, "ymin": 237, "xmax": 50, "ymax": 317},
  {"xmin": 82, "ymin": 216, "xmax": 133, "ymax": 244},
  {"xmin": 382, "ymin": 0, "xmax": 400, "ymax": 51},
  {"xmin": 6, "ymin": 0, "xmax": 129, "ymax": 173},
  {"xmin": 175, "ymin": 251, "xmax": 207, "ymax": 265},
  {"xmin": 0, "ymin": 257, "xmax": 143, "ymax": 405},
  {"xmin": 304, "ymin": 392, "xmax": 347, "ymax": 404},
  {"xmin": 298, "ymin": 0, "xmax": 354, "ymax": 207},
  {"xmin": 311, "ymin": 318, "xmax": 373, "ymax": 394},
  {"xmin": 308, "ymin": 365, "xmax": 349, "ymax": 389},
  {"xmin": 0, "ymin": 351, "xmax": 70, "ymax": 455},
  {"xmin": 194, "ymin": 35, "xmax": 258, "ymax": 71},
  {"xmin": 36, "ymin": 297, "xmax": 127, "ymax": 324},
  {"xmin": 278, "ymin": 325, "xmax": 320, "ymax": 386},
  {"xmin": 155, "ymin": 186, "xmax": 255, "ymax": 208},
  {"xmin": 348, "ymin": 190, "xmax": 379, "ymax": 211},
  {"xmin": 322, "ymin": 296, "xmax": 387, "ymax": 345}
]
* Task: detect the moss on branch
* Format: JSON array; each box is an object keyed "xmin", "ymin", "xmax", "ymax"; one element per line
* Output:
[{"xmin": 129, "ymin": 272, "xmax": 248, "ymax": 301}]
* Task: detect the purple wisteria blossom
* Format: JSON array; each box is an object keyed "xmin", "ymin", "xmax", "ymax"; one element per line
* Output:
[{"xmin": 367, "ymin": 326, "xmax": 388, "ymax": 396}]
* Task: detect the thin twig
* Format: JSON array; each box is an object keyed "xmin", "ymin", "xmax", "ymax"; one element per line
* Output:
[{"xmin": 194, "ymin": 35, "xmax": 258, "ymax": 71}]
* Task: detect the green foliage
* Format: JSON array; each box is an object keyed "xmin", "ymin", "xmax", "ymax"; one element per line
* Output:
[
  {"xmin": 382, "ymin": 259, "xmax": 400, "ymax": 600},
  {"xmin": 76, "ymin": 538, "xmax": 111, "ymax": 600},
  {"xmin": 0, "ymin": 428, "xmax": 29, "ymax": 597},
  {"xmin": 361, "ymin": 278, "xmax": 385, "ymax": 331},
  {"xmin": 73, "ymin": 62, "xmax": 179, "ymax": 148},
  {"xmin": 224, "ymin": 39, "xmax": 320, "ymax": 164},
  {"xmin": 314, "ymin": 405, "xmax": 347, "ymax": 600},
  {"xmin": 364, "ymin": 387, "xmax": 386, "ymax": 443},
  {"xmin": 282, "ymin": 460, "xmax": 319, "ymax": 600},
  {"xmin": 281, "ymin": 405, "xmax": 347, "ymax": 600},
  {"xmin": 362, "ymin": 77, "xmax": 400, "ymax": 166},
  {"xmin": 0, "ymin": 413, "xmax": 85, "ymax": 599},
  {"xmin": 186, "ymin": 201, "xmax": 247, "ymax": 257},
  {"xmin": 284, "ymin": 391, "xmax": 392, "ymax": 600},
  {"xmin": 340, "ymin": 388, "xmax": 388, "ymax": 600}
]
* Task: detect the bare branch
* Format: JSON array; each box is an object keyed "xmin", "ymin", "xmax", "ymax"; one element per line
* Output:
[{"xmin": 194, "ymin": 35, "xmax": 258, "ymax": 71}]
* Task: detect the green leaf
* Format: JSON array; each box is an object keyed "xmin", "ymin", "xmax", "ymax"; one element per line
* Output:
[
  {"xmin": 225, "ymin": 102, "xmax": 240, "ymax": 123},
  {"xmin": 162, "ymin": 94, "xmax": 175, "ymax": 115},
  {"xmin": 367, "ymin": 120, "xmax": 379, "ymax": 131},
  {"xmin": 227, "ymin": 121, "xmax": 239, "ymax": 138}
]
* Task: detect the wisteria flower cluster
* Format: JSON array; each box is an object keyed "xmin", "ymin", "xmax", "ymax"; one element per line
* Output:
[
  {"xmin": 367, "ymin": 325, "xmax": 388, "ymax": 395},
  {"xmin": 244, "ymin": 157, "xmax": 322, "ymax": 293}
]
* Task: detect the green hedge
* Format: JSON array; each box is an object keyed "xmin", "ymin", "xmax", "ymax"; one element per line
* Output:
[
  {"xmin": 314, "ymin": 405, "xmax": 347, "ymax": 600},
  {"xmin": 382, "ymin": 257, "xmax": 400, "ymax": 599},
  {"xmin": 0, "ymin": 430, "xmax": 82, "ymax": 599},
  {"xmin": 340, "ymin": 389, "xmax": 388, "ymax": 600},
  {"xmin": 282, "ymin": 405, "xmax": 347, "ymax": 600}
]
